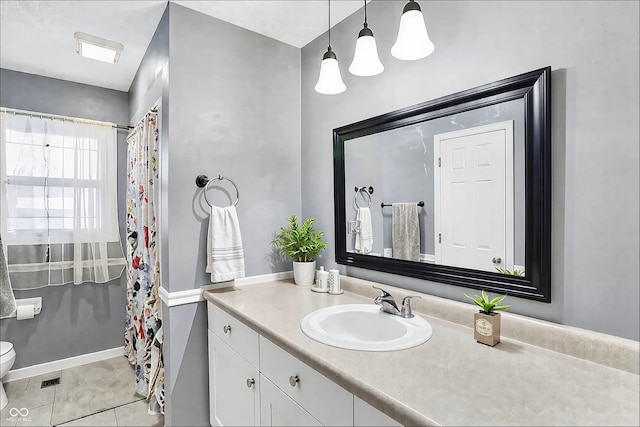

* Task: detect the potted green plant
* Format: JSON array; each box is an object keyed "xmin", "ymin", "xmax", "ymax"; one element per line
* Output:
[
  {"xmin": 464, "ymin": 290, "xmax": 511, "ymax": 346},
  {"xmin": 273, "ymin": 215, "xmax": 328, "ymax": 286}
]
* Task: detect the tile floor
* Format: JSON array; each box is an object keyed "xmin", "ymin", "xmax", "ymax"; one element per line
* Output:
[{"xmin": 1, "ymin": 356, "xmax": 163, "ymax": 427}]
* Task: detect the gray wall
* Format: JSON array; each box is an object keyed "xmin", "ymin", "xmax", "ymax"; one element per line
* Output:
[
  {"xmin": 129, "ymin": 4, "xmax": 301, "ymax": 425},
  {"xmin": 301, "ymin": 0, "xmax": 639, "ymax": 341},
  {"xmin": 167, "ymin": 3, "xmax": 301, "ymax": 292},
  {"xmin": 0, "ymin": 68, "xmax": 129, "ymax": 368}
]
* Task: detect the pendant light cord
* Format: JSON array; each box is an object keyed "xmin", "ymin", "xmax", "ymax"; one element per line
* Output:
[
  {"xmin": 364, "ymin": 0, "xmax": 367, "ymax": 25},
  {"xmin": 328, "ymin": 0, "xmax": 331, "ymax": 48}
]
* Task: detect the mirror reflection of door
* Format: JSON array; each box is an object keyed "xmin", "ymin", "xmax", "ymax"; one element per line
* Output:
[{"xmin": 434, "ymin": 121, "xmax": 514, "ymax": 273}]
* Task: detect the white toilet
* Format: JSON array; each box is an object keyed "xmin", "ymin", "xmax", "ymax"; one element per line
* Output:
[{"xmin": 0, "ymin": 341, "xmax": 16, "ymax": 410}]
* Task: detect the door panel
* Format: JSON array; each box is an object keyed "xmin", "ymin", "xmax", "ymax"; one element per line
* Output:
[{"xmin": 434, "ymin": 121, "xmax": 514, "ymax": 272}]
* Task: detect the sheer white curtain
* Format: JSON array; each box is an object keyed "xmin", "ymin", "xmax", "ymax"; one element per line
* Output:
[{"xmin": 0, "ymin": 109, "xmax": 125, "ymax": 289}]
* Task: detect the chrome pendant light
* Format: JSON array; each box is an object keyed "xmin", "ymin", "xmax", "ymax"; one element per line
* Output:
[
  {"xmin": 315, "ymin": 0, "xmax": 346, "ymax": 95},
  {"xmin": 391, "ymin": 0, "xmax": 435, "ymax": 61},
  {"xmin": 348, "ymin": 0, "xmax": 384, "ymax": 76}
]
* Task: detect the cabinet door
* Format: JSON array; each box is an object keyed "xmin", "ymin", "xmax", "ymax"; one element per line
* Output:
[
  {"xmin": 208, "ymin": 331, "xmax": 260, "ymax": 426},
  {"xmin": 260, "ymin": 374, "xmax": 322, "ymax": 427},
  {"xmin": 354, "ymin": 396, "xmax": 402, "ymax": 427}
]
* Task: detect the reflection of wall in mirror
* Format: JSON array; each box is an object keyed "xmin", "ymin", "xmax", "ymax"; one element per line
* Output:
[
  {"xmin": 344, "ymin": 99, "xmax": 525, "ymax": 269},
  {"xmin": 345, "ymin": 139, "xmax": 384, "ymax": 256}
]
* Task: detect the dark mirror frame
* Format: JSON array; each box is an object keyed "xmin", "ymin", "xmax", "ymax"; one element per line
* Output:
[{"xmin": 333, "ymin": 67, "xmax": 551, "ymax": 302}]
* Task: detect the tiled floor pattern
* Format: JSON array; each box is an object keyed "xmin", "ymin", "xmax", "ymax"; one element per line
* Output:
[{"xmin": 1, "ymin": 356, "xmax": 163, "ymax": 426}]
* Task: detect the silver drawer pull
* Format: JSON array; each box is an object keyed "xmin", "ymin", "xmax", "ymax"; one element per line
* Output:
[
  {"xmin": 223, "ymin": 325, "xmax": 232, "ymax": 333},
  {"xmin": 289, "ymin": 375, "xmax": 299, "ymax": 387},
  {"xmin": 246, "ymin": 378, "xmax": 255, "ymax": 388}
]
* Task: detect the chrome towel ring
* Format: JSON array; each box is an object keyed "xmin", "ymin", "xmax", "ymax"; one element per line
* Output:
[
  {"xmin": 353, "ymin": 186, "xmax": 374, "ymax": 210},
  {"xmin": 195, "ymin": 174, "xmax": 239, "ymax": 207}
]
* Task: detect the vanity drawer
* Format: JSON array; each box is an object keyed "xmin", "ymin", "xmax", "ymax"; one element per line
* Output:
[
  {"xmin": 207, "ymin": 302, "xmax": 259, "ymax": 368},
  {"xmin": 259, "ymin": 336, "xmax": 353, "ymax": 426}
]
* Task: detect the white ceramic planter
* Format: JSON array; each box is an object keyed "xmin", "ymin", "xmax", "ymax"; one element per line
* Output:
[{"xmin": 293, "ymin": 261, "xmax": 316, "ymax": 286}]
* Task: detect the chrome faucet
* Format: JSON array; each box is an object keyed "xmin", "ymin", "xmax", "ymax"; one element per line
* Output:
[
  {"xmin": 373, "ymin": 286, "xmax": 400, "ymax": 315},
  {"xmin": 373, "ymin": 286, "xmax": 422, "ymax": 318}
]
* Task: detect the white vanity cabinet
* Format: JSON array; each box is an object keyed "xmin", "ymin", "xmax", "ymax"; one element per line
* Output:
[
  {"xmin": 259, "ymin": 336, "xmax": 353, "ymax": 426},
  {"xmin": 207, "ymin": 301, "xmax": 403, "ymax": 427},
  {"xmin": 354, "ymin": 397, "xmax": 403, "ymax": 427},
  {"xmin": 208, "ymin": 332, "xmax": 260, "ymax": 426},
  {"xmin": 207, "ymin": 303, "xmax": 261, "ymax": 426},
  {"xmin": 260, "ymin": 374, "xmax": 322, "ymax": 426}
]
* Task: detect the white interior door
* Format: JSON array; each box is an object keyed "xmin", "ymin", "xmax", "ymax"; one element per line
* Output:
[{"xmin": 434, "ymin": 121, "xmax": 514, "ymax": 273}]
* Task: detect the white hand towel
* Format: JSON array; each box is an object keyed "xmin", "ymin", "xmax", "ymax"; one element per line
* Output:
[
  {"xmin": 355, "ymin": 207, "xmax": 373, "ymax": 254},
  {"xmin": 206, "ymin": 205, "xmax": 245, "ymax": 283},
  {"xmin": 392, "ymin": 203, "xmax": 420, "ymax": 262}
]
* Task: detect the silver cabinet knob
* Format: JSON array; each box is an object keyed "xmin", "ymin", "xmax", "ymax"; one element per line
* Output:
[
  {"xmin": 492, "ymin": 257, "xmax": 502, "ymax": 264},
  {"xmin": 289, "ymin": 375, "xmax": 299, "ymax": 387},
  {"xmin": 246, "ymin": 378, "xmax": 255, "ymax": 388},
  {"xmin": 223, "ymin": 325, "xmax": 232, "ymax": 333}
]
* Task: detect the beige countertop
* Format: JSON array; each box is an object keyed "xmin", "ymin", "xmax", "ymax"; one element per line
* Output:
[{"xmin": 203, "ymin": 277, "xmax": 639, "ymax": 426}]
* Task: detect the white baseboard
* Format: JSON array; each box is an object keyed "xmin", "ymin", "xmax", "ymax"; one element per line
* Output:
[
  {"xmin": 420, "ymin": 253, "xmax": 435, "ymax": 264},
  {"xmin": 159, "ymin": 271, "xmax": 294, "ymax": 307},
  {"xmin": 5, "ymin": 346, "xmax": 125, "ymax": 383}
]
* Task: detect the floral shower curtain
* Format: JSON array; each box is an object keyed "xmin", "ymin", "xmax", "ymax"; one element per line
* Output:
[{"xmin": 124, "ymin": 111, "xmax": 164, "ymax": 414}]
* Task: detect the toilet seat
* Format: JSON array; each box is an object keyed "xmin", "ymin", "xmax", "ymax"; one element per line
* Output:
[{"xmin": 0, "ymin": 341, "xmax": 13, "ymax": 357}]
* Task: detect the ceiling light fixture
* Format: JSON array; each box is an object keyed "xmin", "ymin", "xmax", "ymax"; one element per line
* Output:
[
  {"xmin": 349, "ymin": 0, "xmax": 384, "ymax": 76},
  {"xmin": 74, "ymin": 32, "xmax": 124, "ymax": 64},
  {"xmin": 391, "ymin": 0, "xmax": 435, "ymax": 61},
  {"xmin": 314, "ymin": 0, "xmax": 346, "ymax": 95}
]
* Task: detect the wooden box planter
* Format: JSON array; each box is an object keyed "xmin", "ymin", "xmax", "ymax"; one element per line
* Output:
[{"xmin": 474, "ymin": 311, "xmax": 501, "ymax": 346}]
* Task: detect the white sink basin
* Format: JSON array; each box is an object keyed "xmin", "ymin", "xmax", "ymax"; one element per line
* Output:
[{"xmin": 300, "ymin": 304, "xmax": 433, "ymax": 351}]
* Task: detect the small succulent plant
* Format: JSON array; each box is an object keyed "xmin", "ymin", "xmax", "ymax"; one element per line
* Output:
[{"xmin": 464, "ymin": 290, "xmax": 511, "ymax": 314}]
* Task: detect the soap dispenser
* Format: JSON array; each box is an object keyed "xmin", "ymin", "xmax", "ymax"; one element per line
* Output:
[
  {"xmin": 315, "ymin": 266, "xmax": 324, "ymax": 285},
  {"xmin": 312, "ymin": 266, "xmax": 329, "ymax": 293}
]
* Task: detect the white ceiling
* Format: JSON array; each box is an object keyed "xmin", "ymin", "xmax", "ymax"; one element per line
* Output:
[{"xmin": 0, "ymin": 0, "xmax": 365, "ymax": 92}]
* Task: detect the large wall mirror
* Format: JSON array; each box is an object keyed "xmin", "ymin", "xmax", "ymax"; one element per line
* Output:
[{"xmin": 334, "ymin": 67, "xmax": 551, "ymax": 302}]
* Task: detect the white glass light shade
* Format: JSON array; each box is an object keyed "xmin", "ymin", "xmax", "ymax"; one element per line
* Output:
[
  {"xmin": 349, "ymin": 29, "xmax": 384, "ymax": 76},
  {"xmin": 315, "ymin": 49, "xmax": 346, "ymax": 95},
  {"xmin": 391, "ymin": 5, "xmax": 435, "ymax": 61}
]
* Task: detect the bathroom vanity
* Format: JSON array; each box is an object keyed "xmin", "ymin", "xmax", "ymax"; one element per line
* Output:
[
  {"xmin": 204, "ymin": 277, "xmax": 639, "ymax": 426},
  {"xmin": 206, "ymin": 301, "xmax": 398, "ymax": 426}
]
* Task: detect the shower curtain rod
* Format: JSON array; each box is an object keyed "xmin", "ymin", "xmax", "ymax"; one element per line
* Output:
[{"xmin": 0, "ymin": 107, "xmax": 157, "ymax": 132}]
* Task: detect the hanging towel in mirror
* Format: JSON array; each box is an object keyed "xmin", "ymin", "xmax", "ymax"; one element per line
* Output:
[
  {"xmin": 355, "ymin": 207, "xmax": 373, "ymax": 254},
  {"xmin": 392, "ymin": 203, "xmax": 420, "ymax": 262},
  {"xmin": 206, "ymin": 205, "xmax": 245, "ymax": 283},
  {"xmin": 0, "ymin": 234, "xmax": 17, "ymax": 319}
]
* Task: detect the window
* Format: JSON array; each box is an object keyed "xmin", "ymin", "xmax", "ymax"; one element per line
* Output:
[{"xmin": 0, "ymin": 108, "xmax": 125, "ymax": 288}]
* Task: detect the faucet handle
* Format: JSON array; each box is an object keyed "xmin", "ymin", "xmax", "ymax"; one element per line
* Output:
[
  {"xmin": 372, "ymin": 285, "xmax": 391, "ymax": 298},
  {"xmin": 372, "ymin": 286, "xmax": 399, "ymax": 311},
  {"xmin": 401, "ymin": 295, "xmax": 421, "ymax": 318}
]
